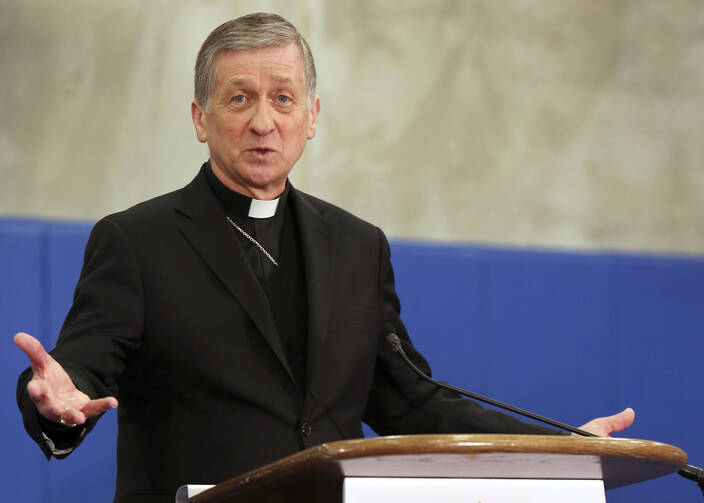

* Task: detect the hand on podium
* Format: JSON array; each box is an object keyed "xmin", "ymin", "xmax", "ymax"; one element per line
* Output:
[
  {"xmin": 14, "ymin": 332, "xmax": 118, "ymax": 427},
  {"xmin": 578, "ymin": 407, "xmax": 635, "ymax": 437}
]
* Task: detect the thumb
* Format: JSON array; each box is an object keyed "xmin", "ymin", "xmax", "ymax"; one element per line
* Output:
[
  {"xmin": 595, "ymin": 407, "xmax": 636, "ymax": 436},
  {"xmin": 14, "ymin": 332, "xmax": 50, "ymax": 373},
  {"xmin": 607, "ymin": 407, "xmax": 636, "ymax": 433},
  {"xmin": 578, "ymin": 407, "xmax": 636, "ymax": 437}
]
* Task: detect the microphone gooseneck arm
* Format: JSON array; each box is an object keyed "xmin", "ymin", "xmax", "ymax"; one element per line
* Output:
[
  {"xmin": 385, "ymin": 332, "xmax": 704, "ymax": 496},
  {"xmin": 385, "ymin": 332, "xmax": 596, "ymax": 436}
]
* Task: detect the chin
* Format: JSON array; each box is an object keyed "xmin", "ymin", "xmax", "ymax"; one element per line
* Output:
[
  {"xmin": 245, "ymin": 171, "xmax": 277, "ymax": 187},
  {"xmin": 243, "ymin": 174, "xmax": 285, "ymax": 195},
  {"xmin": 245, "ymin": 165, "xmax": 288, "ymax": 185}
]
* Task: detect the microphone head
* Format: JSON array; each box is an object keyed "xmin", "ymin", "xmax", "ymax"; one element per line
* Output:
[{"xmin": 385, "ymin": 332, "xmax": 402, "ymax": 353}]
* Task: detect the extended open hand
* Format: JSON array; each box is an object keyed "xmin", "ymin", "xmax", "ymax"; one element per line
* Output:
[{"xmin": 14, "ymin": 332, "xmax": 118, "ymax": 426}]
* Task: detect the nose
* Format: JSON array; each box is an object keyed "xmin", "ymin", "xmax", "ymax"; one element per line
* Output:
[{"xmin": 249, "ymin": 101, "xmax": 275, "ymax": 136}]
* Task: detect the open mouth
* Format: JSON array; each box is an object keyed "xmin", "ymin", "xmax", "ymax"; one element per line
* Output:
[{"xmin": 248, "ymin": 148, "xmax": 275, "ymax": 160}]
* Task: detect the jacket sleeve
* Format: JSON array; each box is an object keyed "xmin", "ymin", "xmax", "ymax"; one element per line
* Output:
[
  {"xmin": 16, "ymin": 215, "xmax": 145, "ymax": 458},
  {"xmin": 363, "ymin": 228, "xmax": 562, "ymax": 436}
]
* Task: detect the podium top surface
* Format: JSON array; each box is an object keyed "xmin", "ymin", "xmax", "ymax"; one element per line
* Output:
[{"xmin": 190, "ymin": 434, "xmax": 687, "ymax": 503}]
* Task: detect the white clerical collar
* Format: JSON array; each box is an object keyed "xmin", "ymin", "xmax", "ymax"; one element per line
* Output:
[{"xmin": 248, "ymin": 197, "xmax": 279, "ymax": 219}]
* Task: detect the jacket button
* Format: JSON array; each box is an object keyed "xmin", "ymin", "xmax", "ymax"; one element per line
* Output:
[{"xmin": 300, "ymin": 422, "xmax": 312, "ymax": 437}]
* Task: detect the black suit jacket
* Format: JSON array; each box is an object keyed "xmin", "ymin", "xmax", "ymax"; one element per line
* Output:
[{"xmin": 18, "ymin": 166, "xmax": 557, "ymax": 502}]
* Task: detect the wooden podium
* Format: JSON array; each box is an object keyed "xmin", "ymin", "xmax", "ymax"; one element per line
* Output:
[{"xmin": 180, "ymin": 434, "xmax": 686, "ymax": 503}]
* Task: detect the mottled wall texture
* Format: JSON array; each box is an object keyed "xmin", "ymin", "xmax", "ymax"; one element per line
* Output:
[{"xmin": 2, "ymin": 0, "xmax": 703, "ymax": 254}]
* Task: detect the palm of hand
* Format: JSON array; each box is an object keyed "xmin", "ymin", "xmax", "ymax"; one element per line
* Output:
[
  {"xmin": 27, "ymin": 354, "xmax": 93, "ymax": 424},
  {"xmin": 15, "ymin": 332, "xmax": 118, "ymax": 426}
]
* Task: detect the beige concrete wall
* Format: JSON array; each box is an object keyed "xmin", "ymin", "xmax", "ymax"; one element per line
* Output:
[{"xmin": 2, "ymin": 0, "xmax": 703, "ymax": 255}]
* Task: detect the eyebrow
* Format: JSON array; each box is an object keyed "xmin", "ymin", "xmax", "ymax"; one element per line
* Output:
[
  {"xmin": 223, "ymin": 75, "xmax": 296, "ymax": 89},
  {"xmin": 222, "ymin": 77, "xmax": 252, "ymax": 89},
  {"xmin": 269, "ymin": 75, "xmax": 295, "ymax": 85}
]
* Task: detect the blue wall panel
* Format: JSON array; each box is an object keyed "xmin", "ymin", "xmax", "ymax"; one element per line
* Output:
[
  {"xmin": 608, "ymin": 256, "xmax": 704, "ymax": 503},
  {"xmin": 3, "ymin": 217, "xmax": 704, "ymax": 502},
  {"xmin": 482, "ymin": 250, "xmax": 616, "ymax": 430},
  {"xmin": 45, "ymin": 222, "xmax": 92, "ymax": 345},
  {"xmin": 0, "ymin": 221, "xmax": 50, "ymax": 503},
  {"xmin": 390, "ymin": 243, "xmax": 485, "ymax": 390}
]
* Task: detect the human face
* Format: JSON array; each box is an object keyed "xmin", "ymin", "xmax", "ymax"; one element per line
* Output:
[{"xmin": 191, "ymin": 44, "xmax": 320, "ymax": 199}]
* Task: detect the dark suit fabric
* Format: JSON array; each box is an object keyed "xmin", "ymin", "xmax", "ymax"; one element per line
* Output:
[{"xmin": 18, "ymin": 167, "xmax": 558, "ymax": 502}]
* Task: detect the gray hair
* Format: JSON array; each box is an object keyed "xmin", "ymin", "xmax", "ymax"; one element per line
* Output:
[{"xmin": 194, "ymin": 13, "xmax": 317, "ymax": 109}]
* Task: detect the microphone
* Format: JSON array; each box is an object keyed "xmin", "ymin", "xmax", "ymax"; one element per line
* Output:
[
  {"xmin": 678, "ymin": 464, "xmax": 704, "ymax": 496},
  {"xmin": 385, "ymin": 331, "xmax": 704, "ymax": 495},
  {"xmin": 385, "ymin": 332, "xmax": 595, "ymax": 436}
]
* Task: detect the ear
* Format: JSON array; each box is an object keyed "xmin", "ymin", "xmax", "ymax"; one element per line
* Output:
[
  {"xmin": 306, "ymin": 96, "xmax": 321, "ymax": 140},
  {"xmin": 191, "ymin": 101, "xmax": 208, "ymax": 143}
]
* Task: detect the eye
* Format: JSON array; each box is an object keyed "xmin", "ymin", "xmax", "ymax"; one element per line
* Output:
[
  {"xmin": 232, "ymin": 95, "xmax": 246, "ymax": 104},
  {"xmin": 276, "ymin": 95, "xmax": 290, "ymax": 104}
]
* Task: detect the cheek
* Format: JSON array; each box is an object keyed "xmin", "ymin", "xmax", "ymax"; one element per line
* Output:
[
  {"xmin": 212, "ymin": 114, "xmax": 243, "ymax": 136},
  {"xmin": 284, "ymin": 120, "xmax": 311, "ymax": 145},
  {"xmin": 216, "ymin": 124, "xmax": 246, "ymax": 147},
  {"xmin": 282, "ymin": 130, "xmax": 308, "ymax": 156}
]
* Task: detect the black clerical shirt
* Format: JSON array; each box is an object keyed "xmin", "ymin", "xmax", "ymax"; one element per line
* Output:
[
  {"xmin": 204, "ymin": 163, "xmax": 309, "ymax": 394},
  {"xmin": 204, "ymin": 163, "xmax": 289, "ymax": 281}
]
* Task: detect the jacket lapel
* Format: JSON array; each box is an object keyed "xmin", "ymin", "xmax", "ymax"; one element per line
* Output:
[
  {"xmin": 175, "ymin": 169, "xmax": 298, "ymax": 387},
  {"xmin": 289, "ymin": 189, "xmax": 335, "ymax": 398}
]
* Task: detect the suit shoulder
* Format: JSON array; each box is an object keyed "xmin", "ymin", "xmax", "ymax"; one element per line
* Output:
[
  {"xmin": 82, "ymin": 188, "xmax": 189, "ymax": 249},
  {"xmin": 295, "ymin": 189, "xmax": 380, "ymax": 237},
  {"xmin": 99, "ymin": 188, "xmax": 184, "ymax": 230}
]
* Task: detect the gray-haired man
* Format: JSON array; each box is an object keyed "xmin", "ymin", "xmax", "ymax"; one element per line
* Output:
[{"xmin": 16, "ymin": 13, "xmax": 634, "ymax": 503}]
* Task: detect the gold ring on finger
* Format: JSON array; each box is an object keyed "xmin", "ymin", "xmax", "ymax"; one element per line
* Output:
[{"xmin": 59, "ymin": 407, "xmax": 77, "ymax": 428}]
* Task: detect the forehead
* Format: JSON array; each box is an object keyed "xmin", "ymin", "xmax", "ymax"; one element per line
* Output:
[{"xmin": 213, "ymin": 43, "xmax": 305, "ymax": 88}]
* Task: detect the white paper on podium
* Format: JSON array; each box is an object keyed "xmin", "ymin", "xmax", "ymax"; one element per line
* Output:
[
  {"xmin": 343, "ymin": 478, "xmax": 605, "ymax": 503},
  {"xmin": 175, "ymin": 484, "xmax": 214, "ymax": 502}
]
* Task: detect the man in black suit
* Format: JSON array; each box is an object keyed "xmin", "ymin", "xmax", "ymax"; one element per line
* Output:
[{"xmin": 15, "ymin": 13, "xmax": 634, "ymax": 503}]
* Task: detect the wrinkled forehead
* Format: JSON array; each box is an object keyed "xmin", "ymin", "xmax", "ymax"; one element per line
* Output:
[{"xmin": 212, "ymin": 43, "xmax": 305, "ymax": 83}]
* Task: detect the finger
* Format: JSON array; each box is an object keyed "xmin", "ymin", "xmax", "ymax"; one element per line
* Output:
[
  {"xmin": 14, "ymin": 332, "xmax": 50, "ymax": 373},
  {"xmin": 45, "ymin": 405, "xmax": 86, "ymax": 426},
  {"xmin": 80, "ymin": 396, "xmax": 118, "ymax": 418},
  {"xmin": 55, "ymin": 406, "xmax": 86, "ymax": 427},
  {"xmin": 606, "ymin": 407, "xmax": 635, "ymax": 434}
]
